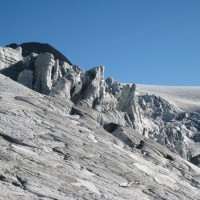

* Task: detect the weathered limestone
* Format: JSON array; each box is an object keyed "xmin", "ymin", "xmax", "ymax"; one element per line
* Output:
[
  {"xmin": 117, "ymin": 84, "xmax": 142, "ymax": 131},
  {"xmin": 17, "ymin": 70, "xmax": 33, "ymax": 89},
  {"xmin": 1, "ymin": 74, "xmax": 200, "ymax": 200},
  {"xmin": 51, "ymin": 59, "xmax": 61, "ymax": 86},
  {"xmin": 50, "ymin": 69, "xmax": 82, "ymax": 100},
  {"xmin": 33, "ymin": 53, "xmax": 55, "ymax": 94},
  {"xmin": 0, "ymin": 46, "xmax": 22, "ymax": 69},
  {"xmin": 1, "ymin": 42, "xmax": 200, "ymax": 199},
  {"xmin": 77, "ymin": 66, "xmax": 105, "ymax": 108},
  {"xmin": 1, "ymin": 42, "xmax": 200, "ymax": 166},
  {"xmin": 50, "ymin": 77, "xmax": 71, "ymax": 99}
]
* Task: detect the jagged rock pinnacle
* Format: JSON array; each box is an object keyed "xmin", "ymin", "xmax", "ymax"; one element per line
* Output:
[{"xmin": 1, "ymin": 42, "xmax": 200, "ymax": 199}]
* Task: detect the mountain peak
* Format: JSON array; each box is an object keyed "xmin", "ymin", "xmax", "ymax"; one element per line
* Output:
[
  {"xmin": 7, "ymin": 42, "xmax": 72, "ymax": 65},
  {"xmin": 1, "ymin": 42, "xmax": 200, "ymax": 199}
]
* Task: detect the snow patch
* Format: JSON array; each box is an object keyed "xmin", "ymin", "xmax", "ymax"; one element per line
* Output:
[{"xmin": 137, "ymin": 84, "xmax": 200, "ymax": 112}]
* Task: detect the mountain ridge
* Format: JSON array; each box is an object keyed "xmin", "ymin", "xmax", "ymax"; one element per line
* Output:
[
  {"xmin": 7, "ymin": 42, "xmax": 72, "ymax": 65},
  {"xmin": 0, "ymin": 42, "xmax": 200, "ymax": 199}
]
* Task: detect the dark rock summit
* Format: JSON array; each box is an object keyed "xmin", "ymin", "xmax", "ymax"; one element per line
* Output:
[{"xmin": 7, "ymin": 42, "xmax": 72, "ymax": 65}]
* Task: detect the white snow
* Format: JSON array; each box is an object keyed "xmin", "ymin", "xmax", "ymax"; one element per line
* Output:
[{"xmin": 137, "ymin": 84, "xmax": 200, "ymax": 112}]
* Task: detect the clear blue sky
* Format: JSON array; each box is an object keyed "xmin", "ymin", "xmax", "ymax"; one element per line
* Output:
[{"xmin": 0, "ymin": 0, "xmax": 200, "ymax": 86}]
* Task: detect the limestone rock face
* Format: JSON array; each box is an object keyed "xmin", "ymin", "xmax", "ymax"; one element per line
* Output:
[
  {"xmin": 0, "ymin": 47, "xmax": 22, "ymax": 69},
  {"xmin": 52, "ymin": 59, "xmax": 62, "ymax": 86},
  {"xmin": 17, "ymin": 69, "xmax": 33, "ymax": 89},
  {"xmin": 2, "ymin": 43, "xmax": 200, "ymax": 199},
  {"xmin": 117, "ymin": 84, "xmax": 142, "ymax": 130},
  {"xmin": 0, "ymin": 74, "xmax": 200, "ymax": 200},
  {"xmin": 50, "ymin": 77, "xmax": 71, "ymax": 99},
  {"xmin": 33, "ymin": 53, "xmax": 55, "ymax": 94},
  {"xmin": 1, "ymin": 42, "xmax": 200, "ymax": 168},
  {"xmin": 76, "ymin": 66, "xmax": 105, "ymax": 108},
  {"xmin": 50, "ymin": 67, "xmax": 82, "ymax": 100}
]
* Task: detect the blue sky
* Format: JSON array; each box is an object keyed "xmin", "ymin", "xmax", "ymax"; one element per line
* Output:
[{"xmin": 1, "ymin": 0, "xmax": 200, "ymax": 85}]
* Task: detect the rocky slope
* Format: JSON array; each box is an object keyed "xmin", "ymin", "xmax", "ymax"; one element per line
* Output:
[
  {"xmin": 0, "ymin": 46, "xmax": 22, "ymax": 70},
  {"xmin": 0, "ymin": 42, "xmax": 200, "ymax": 199}
]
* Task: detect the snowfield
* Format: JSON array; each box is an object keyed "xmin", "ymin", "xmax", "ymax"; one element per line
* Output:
[{"xmin": 137, "ymin": 84, "xmax": 200, "ymax": 112}]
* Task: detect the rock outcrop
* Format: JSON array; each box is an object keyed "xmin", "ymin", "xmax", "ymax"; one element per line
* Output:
[
  {"xmin": 17, "ymin": 69, "xmax": 33, "ymax": 89},
  {"xmin": 1, "ymin": 43, "xmax": 200, "ymax": 164},
  {"xmin": 0, "ymin": 73, "xmax": 200, "ymax": 200},
  {"xmin": 33, "ymin": 53, "xmax": 55, "ymax": 94},
  {"xmin": 0, "ymin": 46, "xmax": 22, "ymax": 70},
  {"xmin": 1, "ymin": 42, "xmax": 200, "ymax": 199},
  {"xmin": 1, "ymin": 42, "xmax": 200, "ymax": 167}
]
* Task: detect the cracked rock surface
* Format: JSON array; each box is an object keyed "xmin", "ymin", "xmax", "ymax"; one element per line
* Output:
[
  {"xmin": 1, "ymin": 74, "xmax": 200, "ymax": 200},
  {"xmin": 1, "ymin": 42, "xmax": 200, "ymax": 199}
]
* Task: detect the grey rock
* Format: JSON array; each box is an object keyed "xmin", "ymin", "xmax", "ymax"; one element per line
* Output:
[
  {"xmin": 50, "ymin": 76, "xmax": 71, "ymax": 99},
  {"xmin": 17, "ymin": 70, "xmax": 33, "ymax": 89},
  {"xmin": 1, "ymin": 42, "xmax": 200, "ymax": 199},
  {"xmin": 0, "ymin": 46, "xmax": 22, "ymax": 70},
  {"xmin": 0, "ymin": 74, "xmax": 200, "ymax": 200},
  {"xmin": 33, "ymin": 53, "xmax": 55, "ymax": 94},
  {"xmin": 117, "ymin": 84, "xmax": 142, "ymax": 130},
  {"xmin": 191, "ymin": 154, "xmax": 200, "ymax": 167},
  {"xmin": 1, "ymin": 43, "xmax": 200, "ymax": 164},
  {"xmin": 52, "ymin": 59, "xmax": 62, "ymax": 86},
  {"xmin": 77, "ymin": 66, "xmax": 105, "ymax": 108},
  {"xmin": 60, "ymin": 61, "xmax": 73, "ymax": 75}
]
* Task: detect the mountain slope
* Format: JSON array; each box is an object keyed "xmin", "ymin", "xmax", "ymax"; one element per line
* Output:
[
  {"xmin": 1, "ymin": 74, "xmax": 200, "ymax": 200},
  {"xmin": 1, "ymin": 42, "xmax": 200, "ymax": 199}
]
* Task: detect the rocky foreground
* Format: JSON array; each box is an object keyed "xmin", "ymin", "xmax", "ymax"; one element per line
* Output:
[{"xmin": 0, "ymin": 43, "xmax": 200, "ymax": 199}]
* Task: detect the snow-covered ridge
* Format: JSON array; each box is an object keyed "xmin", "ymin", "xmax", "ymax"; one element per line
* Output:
[{"xmin": 137, "ymin": 84, "xmax": 200, "ymax": 112}]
